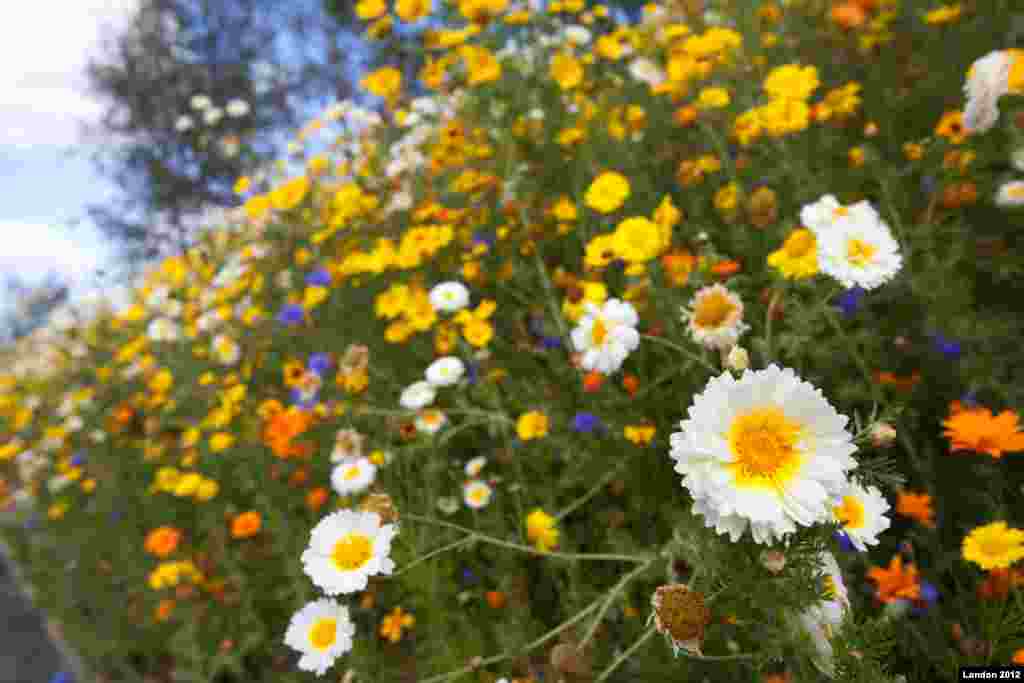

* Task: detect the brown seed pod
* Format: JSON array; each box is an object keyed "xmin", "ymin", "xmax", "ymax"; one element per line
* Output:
[
  {"xmin": 651, "ymin": 584, "xmax": 711, "ymax": 651},
  {"xmin": 551, "ymin": 643, "xmax": 592, "ymax": 677}
]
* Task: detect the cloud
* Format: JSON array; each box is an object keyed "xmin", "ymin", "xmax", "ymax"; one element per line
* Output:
[
  {"xmin": 0, "ymin": 1, "xmax": 139, "ymax": 147},
  {"xmin": 0, "ymin": 221, "xmax": 108, "ymax": 287}
]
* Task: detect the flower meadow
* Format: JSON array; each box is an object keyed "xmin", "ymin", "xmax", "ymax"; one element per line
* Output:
[{"xmin": 4, "ymin": 0, "xmax": 1024, "ymax": 681}]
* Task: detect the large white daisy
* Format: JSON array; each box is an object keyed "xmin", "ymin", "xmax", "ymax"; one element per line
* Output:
[
  {"xmin": 963, "ymin": 50, "xmax": 1013, "ymax": 134},
  {"xmin": 301, "ymin": 510, "xmax": 398, "ymax": 595},
  {"xmin": 283, "ymin": 598, "xmax": 356, "ymax": 677},
  {"xmin": 832, "ymin": 481, "xmax": 891, "ymax": 552},
  {"xmin": 682, "ymin": 284, "xmax": 749, "ymax": 351},
  {"xmin": 808, "ymin": 199, "xmax": 902, "ymax": 291},
  {"xmin": 794, "ymin": 552, "xmax": 850, "ymax": 679},
  {"xmin": 669, "ymin": 365, "xmax": 858, "ymax": 545},
  {"xmin": 570, "ymin": 298, "xmax": 641, "ymax": 375},
  {"xmin": 331, "ymin": 457, "xmax": 377, "ymax": 496}
]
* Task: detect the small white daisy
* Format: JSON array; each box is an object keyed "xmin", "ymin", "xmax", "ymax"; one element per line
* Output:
[
  {"xmin": 204, "ymin": 107, "xmax": 224, "ymax": 125},
  {"xmin": 211, "ymin": 334, "xmax": 240, "ymax": 365},
  {"xmin": 400, "ymin": 381, "xmax": 436, "ymax": 410},
  {"xmin": 669, "ymin": 365, "xmax": 859, "ymax": 545},
  {"xmin": 811, "ymin": 201, "xmax": 902, "ymax": 291},
  {"xmin": 570, "ymin": 298, "xmax": 641, "ymax": 375},
  {"xmin": 283, "ymin": 598, "xmax": 356, "ymax": 677},
  {"xmin": 465, "ymin": 455, "xmax": 487, "ymax": 478},
  {"xmin": 628, "ymin": 57, "xmax": 667, "ymax": 88},
  {"xmin": 174, "ymin": 115, "xmax": 194, "ymax": 132},
  {"xmin": 226, "ymin": 98, "xmax": 251, "ymax": 117},
  {"xmin": 147, "ymin": 317, "xmax": 180, "ymax": 342},
  {"xmin": 190, "ymin": 94, "xmax": 212, "ymax": 110},
  {"xmin": 794, "ymin": 552, "xmax": 850, "ymax": 679},
  {"xmin": 682, "ymin": 284, "xmax": 749, "ymax": 351},
  {"xmin": 301, "ymin": 510, "xmax": 397, "ymax": 595},
  {"xmin": 832, "ymin": 481, "xmax": 891, "ymax": 552},
  {"xmin": 995, "ymin": 180, "xmax": 1024, "ymax": 208},
  {"xmin": 429, "ymin": 281, "xmax": 470, "ymax": 313},
  {"xmin": 463, "ymin": 480, "xmax": 494, "ymax": 509},
  {"xmin": 331, "ymin": 457, "xmax": 377, "ymax": 496},
  {"xmin": 963, "ymin": 50, "xmax": 1014, "ymax": 134},
  {"xmin": 425, "ymin": 356, "xmax": 465, "ymax": 387},
  {"xmin": 415, "ymin": 409, "xmax": 448, "ymax": 434},
  {"xmin": 799, "ymin": 194, "xmax": 880, "ymax": 233}
]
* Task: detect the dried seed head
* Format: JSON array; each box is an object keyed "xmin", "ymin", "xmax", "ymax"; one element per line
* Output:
[
  {"xmin": 360, "ymin": 493, "xmax": 399, "ymax": 523},
  {"xmin": 650, "ymin": 584, "xmax": 711, "ymax": 655},
  {"xmin": 551, "ymin": 643, "xmax": 592, "ymax": 676}
]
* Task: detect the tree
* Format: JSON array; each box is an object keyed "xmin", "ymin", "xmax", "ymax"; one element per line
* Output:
[
  {"xmin": 0, "ymin": 274, "xmax": 70, "ymax": 344},
  {"xmin": 83, "ymin": 0, "xmax": 355, "ymax": 261}
]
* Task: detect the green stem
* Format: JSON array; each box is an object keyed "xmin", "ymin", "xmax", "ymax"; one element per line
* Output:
[
  {"xmin": 554, "ymin": 460, "xmax": 628, "ymax": 523},
  {"xmin": 391, "ymin": 535, "xmax": 477, "ymax": 578},
  {"xmin": 823, "ymin": 307, "xmax": 884, "ymax": 406},
  {"xmin": 641, "ymin": 334, "xmax": 718, "ymax": 373},
  {"xmin": 579, "ymin": 558, "xmax": 655, "ymax": 650},
  {"xmin": 596, "ymin": 624, "xmax": 657, "ymax": 683}
]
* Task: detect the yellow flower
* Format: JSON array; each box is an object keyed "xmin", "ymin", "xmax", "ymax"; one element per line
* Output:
[
  {"xmin": 525, "ymin": 509, "xmax": 559, "ymax": 551},
  {"xmin": 517, "ymin": 411, "xmax": 549, "ymax": 440},
  {"xmin": 154, "ymin": 467, "xmax": 181, "ymax": 492},
  {"xmin": 148, "ymin": 369, "xmax": 174, "ymax": 394},
  {"xmin": 396, "ymin": 0, "xmax": 431, "ymax": 22},
  {"xmin": 173, "ymin": 473, "xmax": 202, "ymax": 497},
  {"xmin": 697, "ymin": 87, "xmax": 731, "ymax": 109},
  {"xmin": 585, "ymin": 172, "xmax": 630, "ymax": 214},
  {"xmin": 233, "ymin": 176, "xmax": 251, "ymax": 195},
  {"xmin": 380, "ymin": 607, "xmax": 416, "ymax": 643},
  {"xmin": 613, "ymin": 216, "xmax": 668, "ymax": 263},
  {"xmin": 550, "ymin": 52, "xmax": 584, "ymax": 90},
  {"xmin": 303, "ymin": 285, "xmax": 329, "ymax": 310},
  {"xmin": 713, "ymin": 182, "xmax": 741, "ymax": 214},
  {"xmin": 551, "ymin": 196, "xmax": 578, "ymax": 222},
  {"xmin": 460, "ymin": 45, "xmax": 502, "ymax": 85},
  {"xmin": 356, "ymin": 0, "xmax": 387, "ymax": 19},
  {"xmin": 269, "ymin": 176, "xmax": 310, "ymax": 211},
  {"xmin": 624, "ymin": 424, "xmax": 656, "ymax": 445},
  {"xmin": 767, "ymin": 228, "xmax": 819, "ymax": 280},
  {"xmin": 209, "ymin": 432, "xmax": 235, "ymax": 453},
  {"xmin": 763, "ymin": 63, "xmax": 820, "ymax": 101},
  {"xmin": 962, "ymin": 522, "xmax": 1024, "ymax": 570},
  {"xmin": 361, "ymin": 66, "xmax": 403, "ymax": 100},
  {"xmin": 195, "ymin": 478, "xmax": 220, "ymax": 502},
  {"xmin": 462, "ymin": 318, "xmax": 493, "ymax": 347},
  {"xmin": 924, "ymin": 4, "xmax": 961, "ymax": 25}
]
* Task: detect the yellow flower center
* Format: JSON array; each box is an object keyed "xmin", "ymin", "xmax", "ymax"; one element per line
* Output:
[
  {"xmin": 469, "ymin": 488, "xmax": 487, "ymax": 504},
  {"xmin": 727, "ymin": 407, "xmax": 803, "ymax": 487},
  {"xmin": 331, "ymin": 532, "xmax": 373, "ymax": 571},
  {"xmin": 845, "ymin": 238, "xmax": 877, "ymax": 268},
  {"xmin": 1008, "ymin": 185, "xmax": 1024, "ymax": 200},
  {"xmin": 823, "ymin": 575, "xmax": 838, "ymax": 601},
  {"xmin": 309, "ymin": 617, "xmax": 337, "ymax": 650},
  {"xmin": 343, "ymin": 467, "xmax": 361, "ymax": 481},
  {"xmin": 833, "ymin": 206, "xmax": 849, "ymax": 218},
  {"xmin": 591, "ymin": 317, "xmax": 609, "ymax": 346},
  {"xmin": 835, "ymin": 495, "xmax": 865, "ymax": 529},
  {"xmin": 693, "ymin": 292, "xmax": 737, "ymax": 328}
]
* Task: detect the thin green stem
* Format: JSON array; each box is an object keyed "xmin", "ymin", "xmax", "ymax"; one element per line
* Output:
[
  {"xmin": 554, "ymin": 460, "xmax": 628, "ymax": 523},
  {"xmin": 391, "ymin": 536, "xmax": 477, "ymax": 578},
  {"xmin": 823, "ymin": 307, "xmax": 885, "ymax": 406},
  {"xmin": 596, "ymin": 624, "xmax": 657, "ymax": 683},
  {"xmin": 641, "ymin": 334, "xmax": 717, "ymax": 373},
  {"xmin": 579, "ymin": 558, "xmax": 654, "ymax": 650}
]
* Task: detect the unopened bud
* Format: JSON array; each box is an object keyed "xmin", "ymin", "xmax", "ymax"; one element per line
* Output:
[
  {"xmin": 359, "ymin": 493, "xmax": 399, "ymax": 523},
  {"xmin": 725, "ymin": 346, "xmax": 750, "ymax": 372},
  {"xmin": 551, "ymin": 643, "xmax": 591, "ymax": 676},
  {"xmin": 869, "ymin": 422, "xmax": 897, "ymax": 448},
  {"xmin": 760, "ymin": 549, "xmax": 786, "ymax": 574}
]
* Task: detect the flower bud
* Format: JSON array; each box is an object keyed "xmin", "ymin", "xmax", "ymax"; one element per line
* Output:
[
  {"xmin": 760, "ymin": 549, "xmax": 786, "ymax": 574},
  {"xmin": 869, "ymin": 422, "xmax": 897, "ymax": 448},
  {"xmin": 551, "ymin": 642, "xmax": 592, "ymax": 676},
  {"xmin": 359, "ymin": 493, "xmax": 399, "ymax": 523},
  {"xmin": 725, "ymin": 346, "xmax": 750, "ymax": 372}
]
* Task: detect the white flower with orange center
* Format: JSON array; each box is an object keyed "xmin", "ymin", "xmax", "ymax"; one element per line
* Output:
[
  {"xmin": 570, "ymin": 298, "xmax": 640, "ymax": 375},
  {"xmin": 331, "ymin": 457, "xmax": 377, "ymax": 496},
  {"xmin": 832, "ymin": 481, "xmax": 891, "ymax": 552},
  {"xmin": 669, "ymin": 365, "xmax": 858, "ymax": 545},
  {"xmin": 415, "ymin": 409, "xmax": 448, "ymax": 434},
  {"xmin": 682, "ymin": 284, "xmax": 749, "ymax": 351},
  {"xmin": 802, "ymin": 196, "xmax": 902, "ymax": 291},
  {"xmin": 301, "ymin": 510, "xmax": 397, "ymax": 595},
  {"xmin": 463, "ymin": 480, "xmax": 494, "ymax": 509},
  {"xmin": 284, "ymin": 598, "xmax": 356, "ymax": 676}
]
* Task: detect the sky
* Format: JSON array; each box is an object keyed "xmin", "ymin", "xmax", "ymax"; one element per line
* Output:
[{"xmin": 0, "ymin": 1, "xmax": 138, "ymax": 314}]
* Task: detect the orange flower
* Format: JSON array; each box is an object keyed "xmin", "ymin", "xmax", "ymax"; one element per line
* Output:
[
  {"xmin": 1013, "ymin": 648, "xmax": 1024, "ymax": 665},
  {"xmin": 895, "ymin": 491, "xmax": 935, "ymax": 527},
  {"xmin": 943, "ymin": 407, "xmax": 1024, "ymax": 459},
  {"xmin": 661, "ymin": 249, "xmax": 696, "ymax": 287},
  {"xmin": 711, "ymin": 259, "xmax": 741, "ymax": 277},
  {"xmin": 306, "ymin": 487, "xmax": 329, "ymax": 512},
  {"xmin": 830, "ymin": 1, "xmax": 866, "ymax": 29},
  {"xmin": 144, "ymin": 526, "xmax": 183, "ymax": 558},
  {"xmin": 288, "ymin": 467, "xmax": 309, "ymax": 488},
  {"xmin": 263, "ymin": 407, "xmax": 315, "ymax": 459},
  {"xmin": 154, "ymin": 599, "xmax": 175, "ymax": 622},
  {"xmin": 873, "ymin": 371, "xmax": 921, "ymax": 392},
  {"xmin": 380, "ymin": 606, "xmax": 415, "ymax": 643},
  {"xmin": 231, "ymin": 511, "xmax": 262, "ymax": 539},
  {"xmin": 977, "ymin": 567, "xmax": 1024, "ymax": 602},
  {"xmin": 622, "ymin": 374, "xmax": 640, "ymax": 397},
  {"xmin": 485, "ymin": 590, "xmax": 507, "ymax": 609},
  {"xmin": 867, "ymin": 555, "xmax": 921, "ymax": 604},
  {"xmin": 583, "ymin": 371, "xmax": 604, "ymax": 393}
]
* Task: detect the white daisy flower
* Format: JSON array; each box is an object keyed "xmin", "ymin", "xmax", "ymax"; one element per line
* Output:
[
  {"xmin": 204, "ymin": 107, "xmax": 224, "ymax": 125},
  {"xmin": 211, "ymin": 334, "xmax": 240, "ymax": 365},
  {"xmin": 283, "ymin": 598, "xmax": 356, "ymax": 677},
  {"xmin": 463, "ymin": 480, "xmax": 493, "ymax": 509},
  {"xmin": 147, "ymin": 317, "xmax": 180, "ymax": 343},
  {"xmin": 628, "ymin": 57, "xmax": 667, "ymax": 88},
  {"xmin": 175, "ymin": 115, "xmax": 194, "ymax": 132},
  {"xmin": 832, "ymin": 482, "xmax": 891, "ymax": 552},
  {"xmin": 995, "ymin": 180, "xmax": 1024, "ymax": 208},
  {"xmin": 682, "ymin": 284, "xmax": 749, "ymax": 351},
  {"xmin": 669, "ymin": 365, "xmax": 859, "ymax": 545},
  {"xmin": 794, "ymin": 552, "xmax": 850, "ymax": 679},
  {"xmin": 425, "ymin": 356, "xmax": 465, "ymax": 386},
  {"xmin": 331, "ymin": 457, "xmax": 377, "ymax": 496},
  {"xmin": 226, "ymin": 98, "xmax": 250, "ymax": 117},
  {"xmin": 465, "ymin": 455, "xmax": 487, "ymax": 478},
  {"xmin": 300, "ymin": 509, "xmax": 397, "ymax": 595},
  {"xmin": 400, "ymin": 381, "xmax": 436, "ymax": 410},
  {"xmin": 563, "ymin": 25, "xmax": 592, "ymax": 45},
  {"xmin": 963, "ymin": 50, "xmax": 1013, "ymax": 134},
  {"xmin": 798, "ymin": 194, "xmax": 880, "ymax": 233},
  {"xmin": 190, "ymin": 94, "xmax": 212, "ymax": 111},
  {"xmin": 570, "ymin": 298, "xmax": 641, "ymax": 375},
  {"xmin": 415, "ymin": 409, "xmax": 448, "ymax": 434},
  {"xmin": 810, "ymin": 201, "xmax": 902, "ymax": 290},
  {"xmin": 429, "ymin": 281, "xmax": 470, "ymax": 313}
]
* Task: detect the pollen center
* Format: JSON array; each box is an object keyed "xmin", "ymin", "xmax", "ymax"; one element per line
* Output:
[
  {"xmin": 833, "ymin": 206, "xmax": 850, "ymax": 218},
  {"xmin": 727, "ymin": 406, "xmax": 803, "ymax": 486},
  {"xmin": 591, "ymin": 317, "xmax": 610, "ymax": 346},
  {"xmin": 835, "ymin": 495, "xmax": 865, "ymax": 529},
  {"xmin": 331, "ymin": 532, "xmax": 373, "ymax": 571},
  {"xmin": 309, "ymin": 617, "xmax": 337, "ymax": 650},
  {"xmin": 845, "ymin": 238, "xmax": 877, "ymax": 267},
  {"xmin": 1008, "ymin": 185, "xmax": 1024, "ymax": 200},
  {"xmin": 343, "ymin": 467, "xmax": 361, "ymax": 481},
  {"xmin": 693, "ymin": 292, "xmax": 737, "ymax": 328}
]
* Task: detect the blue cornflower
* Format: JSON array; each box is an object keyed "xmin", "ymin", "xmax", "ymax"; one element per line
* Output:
[
  {"xmin": 835, "ymin": 287, "xmax": 865, "ymax": 317},
  {"xmin": 459, "ymin": 567, "xmax": 478, "ymax": 587},
  {"xmin": 308, "ymin": 353, "xmax": 332, "ymax": 375},
  {"xmin": 541, "ymin": 336, "xmax": 562, "ymax": 350},
  {"xmin": 910, "ymin": 580, "xmax": 939, "ymax": 616},
  {"xmin": 572, "ymin": 412, "xmax": 603, "ymax": 434},
  {"xmin": 290, "ymin": 388, "xmax": 318, "ymax": 411},
  {"xmin": 472, "ymin": 232, "xmax": 495, "ymax": 249},
  {"xmin": 305, "ymin": 268, "xmax": 332, "ymax": 287},
  {"xmin": 834, "ymin": 530, "xmax": 856, "ymax": 553},
  {"xmin": 49, "ymin": 673, "xmax": 73, "ymax": 683},
  {"xmin": 466, "ymin": 361, "xmax": 479, "ymax": 385},
  {"xmin": 70, "ymin": 452, "xmax": 86, "ymax": 467},
  {"xmin": 931, "ymin": 333, "xmax": 962, "ymax": 360},
  {"xmin": 277, "ymin": 303, "xmax": 304, "ymax": 326}
]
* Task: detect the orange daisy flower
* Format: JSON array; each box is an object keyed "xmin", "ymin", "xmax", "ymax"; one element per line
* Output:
[
  {"xmin": 867, "ymin": 555, "xmax": 921, "ymax": 603},
  {"xmin": 144, "ymin": 526, "xmax": 182, "ymax": 558},
  {"xmin": 230, "ymin": 511, "xmax": 262, "ymax": 539},
  {"xmin": 942, "ymin": 407, "xmax": 1024, "ymax": 459},
  {"xmin": 380, "ymin": 607, "xmax": 415, "ymax": 643},
  {"xmin": 895, "ymin": 491, "xmax": 935, "ymax": 528}
]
